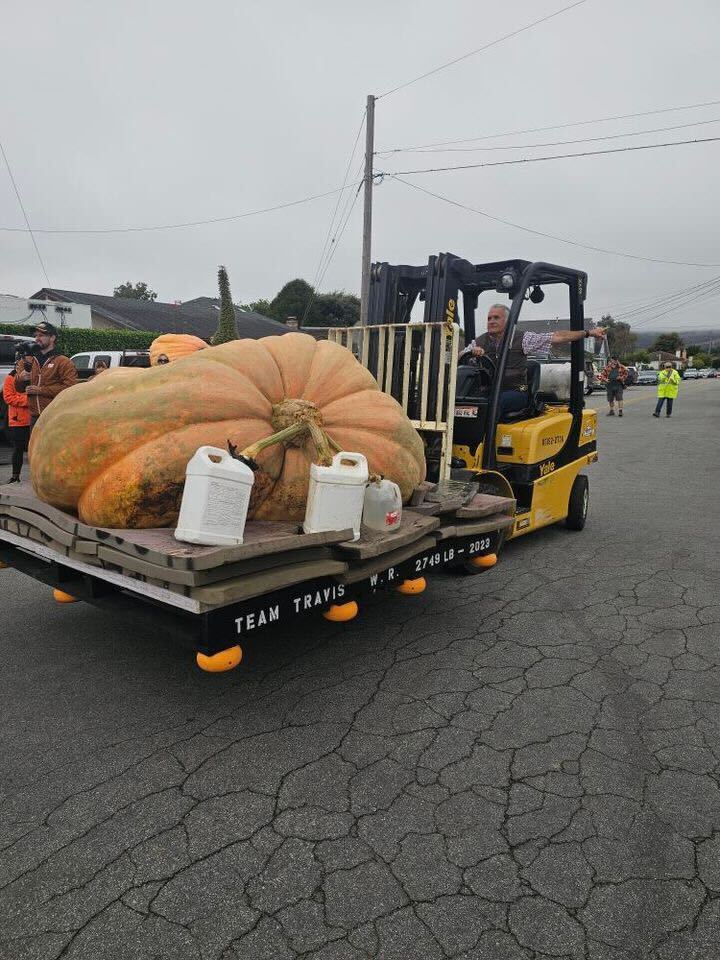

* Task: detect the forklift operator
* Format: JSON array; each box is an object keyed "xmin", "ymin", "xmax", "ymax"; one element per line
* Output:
[{"xmin": 459, "ymin": 304, "xmax": 606, "ymax": 419}]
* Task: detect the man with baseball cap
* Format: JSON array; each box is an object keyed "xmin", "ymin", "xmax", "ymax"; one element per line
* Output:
[{"xmin": 15, "ymin": 319, "xmax": 78, "ymax": 422}]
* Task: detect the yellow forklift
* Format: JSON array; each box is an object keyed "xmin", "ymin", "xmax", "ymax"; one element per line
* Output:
[{"xmin": 361, "ymin": 254, "xmax": 598, "ymax": 541}]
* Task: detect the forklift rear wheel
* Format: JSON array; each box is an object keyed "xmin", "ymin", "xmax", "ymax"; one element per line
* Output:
[
  {"xmin": 53, "ymin": 588, "xmax": 79, "ymax": 603},
  {"xmin": 196, "ymin": 645, "xmax": 243, "ymax": 672},
  {"xmin": 566, "ymin": 475, "xmax": 589, "ymax": 531}
]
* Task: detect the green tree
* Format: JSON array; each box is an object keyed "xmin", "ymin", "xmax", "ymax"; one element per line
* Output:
[
  {"xmin": 212, "ymin": 265, "xmax": 238, "ymax": 345},
  {"xmin": 268, "ymin": 279, "xmax": 315, "ymax": 324},
  {"xmin": 691, "ymin": 352, "xmax": 711, "ymax": 368},
  {"xmin": 113, "ymin": 281, "xmax": 157, "ymax": 301},
  {"xmin": 650, "ymin": 331, "xmax": 684, "ymax": 354},
  {"xmin": 600, "ymin": 315, "xmax": 636, "ymax": 358},
  {"xmin": 312, "ymin": 290, "xmax": 360, "ymax": 327},
  {"xmin": 241, "ymin": 298, "xmax": 273, "ymax": 317},
  {"xmin": 627, "ymin": 349, "xmax": 650, "ymax": 364}
]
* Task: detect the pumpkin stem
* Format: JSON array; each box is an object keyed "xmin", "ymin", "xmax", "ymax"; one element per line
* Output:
[
  {"xmin": 325, "ymin": 433, "xmax": 343, "ymax": 454},
  {"xmin": 308, "ymin": 421, "xmax": 334, "ymax": 467},
  {"xmin": 240, "ymin": 420, "xmax": 310, "ymax": 461}
]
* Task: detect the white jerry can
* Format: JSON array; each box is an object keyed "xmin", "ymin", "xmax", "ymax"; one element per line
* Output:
[
  {"xmin": 174, "ymin": 446, "xmax": 255, "ymax": 546},
  {"xmin": 303, "ymin": 452, "xmax": 369, "ymax": 542},
  {"xmin": 362, "ymin": 477, "xmax": 402, "ymax": 533}
]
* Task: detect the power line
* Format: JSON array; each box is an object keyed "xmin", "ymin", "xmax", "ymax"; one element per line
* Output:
[
  {"xmin": 377, "ymin": 0, "xmax": 588, "ymax": 99},
  {"xmin": 391, "ymin": 175, "xmax": 720, "ymax": 268},
  {"xmin": 307, "ymin": 114, "xmax": 365, "ymax": 292},
  {"xmin": 303, "ymin": 114, "xmax": 366, "ymax": 325},
  {"xmin": 377, "ymin": 116, "xmax": 720, "ymax": 155},
  {"xmin": 315, "ymin": 182, "xmax": 363, "ymax": 291},
  {"xmin": 0, "ymin": 138, "xmax": 50, "ymax": 284},
  {"xmin": 0, "ymin": 182, "xmax": 362, "ymax": 235},
  {"xmin": 628, "ymin": 284, "xmax": 720, "ymax": 328},
  {"xmin": 299, "ymin": 182, "xmax": 364, "ymax": 328},
  {"xmin": 377, "ymin": 97, "xmax": 720, "ymax": 154},
  {"xmin": 382, "ymin": 136, "xmax": 720, "ymax": 176},
  {"xmin": 613, "ymin": 276, "xmax": 720, "ymax": 320}
]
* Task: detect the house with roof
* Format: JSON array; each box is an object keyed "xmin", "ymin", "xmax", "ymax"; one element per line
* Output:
[{"xmin": 29, "ymin": 288, "xmax": 288, "ymax": 340}]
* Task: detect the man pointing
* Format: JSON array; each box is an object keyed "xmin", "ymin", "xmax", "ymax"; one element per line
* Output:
[{"xmin": 459, "ymin": 304, "xmax": 606, "ymax": 419}]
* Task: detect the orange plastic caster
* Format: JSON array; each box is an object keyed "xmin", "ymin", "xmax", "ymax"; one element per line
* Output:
[
  {"xmin": 322, "ymin": 601, "xmax": 359, "ymax": 622},
  {"xmin": 396, "ymin": 577, "xmax": 427, "ymax": 595},
  {"xmin": 470, "ymin": 552, "xmax": 498, "ymax": 570},
  {"xmin": 53, "ymin": 588, "xmax": 78, "ymax": 603},
  {"xmin": 196, "ymin": 645, "xmax": 243, "ymax": 672}
]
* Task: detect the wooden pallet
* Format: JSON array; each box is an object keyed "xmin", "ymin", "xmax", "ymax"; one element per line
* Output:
[{"xmin": 0, "ymin": 480, "xmax": 515, "ymax": 609}]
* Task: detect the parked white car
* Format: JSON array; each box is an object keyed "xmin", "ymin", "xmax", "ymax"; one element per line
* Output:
[{"xmin": 70, "ymin": 350, "xmax": 150, "ymax": 380}]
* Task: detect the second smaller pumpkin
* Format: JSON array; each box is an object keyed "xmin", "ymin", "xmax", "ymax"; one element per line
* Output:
[{"xmin": 150, "ymin": 333, "xmax": 207, "ymax": 365}]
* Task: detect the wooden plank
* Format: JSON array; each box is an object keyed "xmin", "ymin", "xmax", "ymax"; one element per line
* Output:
[
  {"xmin": 435, "ymin": 513, "xmax": 514, "ymax": 541},
  {"xmin": 73, "ymin": 540, "xmax": 99, "ymax": 556},
  {"xmin": 94, "ymin": 522, "xmax": 354, "ymax": 571},
  {"xmin": 338, "ymin": 536, "xmax": 438, "ymax": 585},
  {"xmin": 425, "ymin": 480, "xmax": 479, "ymax": 503},
  {"xmin": 95, "ymin": 543, "xmax": 335, "ymax": 587},
  {"xmin": 0, "ymin": 482, "xmax": 80, "ymax": 536},
  {"xmin": 0, "ymin": 484, "xmax": 353, "ymax": 571},
  {"xmin": 410, "ymin": 481, "xmax": 437, "ymax": 507},
  {"xmin": 333, "ymin": 513, "xmax": 440, "ymax": 560},
  {"xmin": 401, "ymin": 327, "xmax": 413, "ymax": 410},
  {"xmin": 188, "ymin": 558, "xmax": 349, "ymax": 607},
  {"xmin": 384, "ymin": 326, "xmax": 396, "ymax": 395},
  {"xmin": 0, "ymin": 526, "xmax": 201, "ymax": 613},
  {"xmin": 407, "ymin": 501, "xmax": 442, "ymax": 517},
  {"xmin": 455, "ymin": 494, "xmax": 516, "ymax": 519},
  {"xmin": 454, "ymin": 514, "xmax": 515, "ymax": 537},
  {"xmin": 420, "ymin": 325, "xmax": 431, "ymax": 423},
  {"xmin": 7, "ymin": 507, "xmax": 76, "ymax": 548}
]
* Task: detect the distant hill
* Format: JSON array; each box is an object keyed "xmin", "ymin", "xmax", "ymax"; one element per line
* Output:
[{"xmin": 634, "ymin": 328, "xmax": 720, "ymax": 348}]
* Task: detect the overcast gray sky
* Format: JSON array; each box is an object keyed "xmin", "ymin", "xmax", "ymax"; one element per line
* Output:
[{"xmin": 2, "ymin": 0, "xmax": 719, "ymax": 332}]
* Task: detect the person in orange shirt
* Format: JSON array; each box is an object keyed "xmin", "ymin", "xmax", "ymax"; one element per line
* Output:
[{"xmin": 2, "ymin": 351, "xmax": 32, "ymax": 482}]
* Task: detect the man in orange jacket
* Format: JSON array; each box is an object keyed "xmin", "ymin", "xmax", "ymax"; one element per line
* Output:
[
  {"xmin": 2, "ymin": 353, "xmax": 32, "ymax": 482},
  {"xmin": 14, "ymin": 320, "xmax": 78, "ymax": 421}
]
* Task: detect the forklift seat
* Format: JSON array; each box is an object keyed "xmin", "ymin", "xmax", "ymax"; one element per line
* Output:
[{"xmin": 499, "ymin": 360, "xmax": 545, "ymax": 422}]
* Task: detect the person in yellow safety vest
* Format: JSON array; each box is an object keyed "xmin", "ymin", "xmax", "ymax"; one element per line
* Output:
[{"xmin": 653, "ymin": 362, "xmax": 681, "ymax": 418}]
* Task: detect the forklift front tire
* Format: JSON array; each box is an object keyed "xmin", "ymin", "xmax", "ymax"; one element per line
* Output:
[{"xmin": 566, "ymin": 475, "xmax": 589, "ymax": 531}]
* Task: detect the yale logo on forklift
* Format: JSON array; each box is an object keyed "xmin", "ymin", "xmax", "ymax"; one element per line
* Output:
[{"xmin": 539, "ymin": 461, "xmax": 556, "ymax": 477}]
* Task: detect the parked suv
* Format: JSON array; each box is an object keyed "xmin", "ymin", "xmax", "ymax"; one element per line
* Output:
[
  {"xmin": 683, "ymin": 368, "xmax": 700, "ymax": 379},
  {"xmin": 0, "ymin": 334, "xmax": 36, "ymax": 440}
]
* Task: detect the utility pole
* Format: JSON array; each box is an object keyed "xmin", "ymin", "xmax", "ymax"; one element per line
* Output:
[{"xmin": 360, "ymin": 94, "xmax": 376, "ymax": 325}]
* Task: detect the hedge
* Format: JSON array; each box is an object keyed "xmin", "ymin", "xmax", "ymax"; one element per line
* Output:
[{"xmin": 0, "ymin": 324, "xmax": 159, "ymax": 356}]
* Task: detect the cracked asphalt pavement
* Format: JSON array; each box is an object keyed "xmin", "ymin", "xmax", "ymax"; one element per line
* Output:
[{"xmin": 1, "ymin": 381, "xmax": 719, "ymax": 959}]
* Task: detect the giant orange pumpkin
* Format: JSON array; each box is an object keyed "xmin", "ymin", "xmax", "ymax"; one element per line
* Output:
[{"xmin": 29, "ymin": 333, "xmax": 426, "ymax": 528}]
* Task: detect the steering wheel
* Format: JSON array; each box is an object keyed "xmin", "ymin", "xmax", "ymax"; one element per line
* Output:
[{"xmin": 466, "ymin": 352, "xmax": 497, "ymax": 393}]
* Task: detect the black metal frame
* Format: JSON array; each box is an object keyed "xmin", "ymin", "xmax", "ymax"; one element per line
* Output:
[{"xmin": 0, "ymin": 526, "xmax": 507, "ymax": 658}]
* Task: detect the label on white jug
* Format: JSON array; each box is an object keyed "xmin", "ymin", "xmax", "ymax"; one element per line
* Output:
[{"xmin": 203, "ymin": 480, "xmax": 250, "ymax": 528}]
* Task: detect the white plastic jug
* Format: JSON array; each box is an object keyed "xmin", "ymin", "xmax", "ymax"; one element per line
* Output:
[
  {"xmin": 362, "ymin": 477, "xmax": 403, "ymax": 533},
  {"xmin": 174, "ymin": 446, "xmax": 255, "ymax": 546},
  {"xmin": 303, "ymin": 452, "xmax": 369, "ymax": 541}
]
